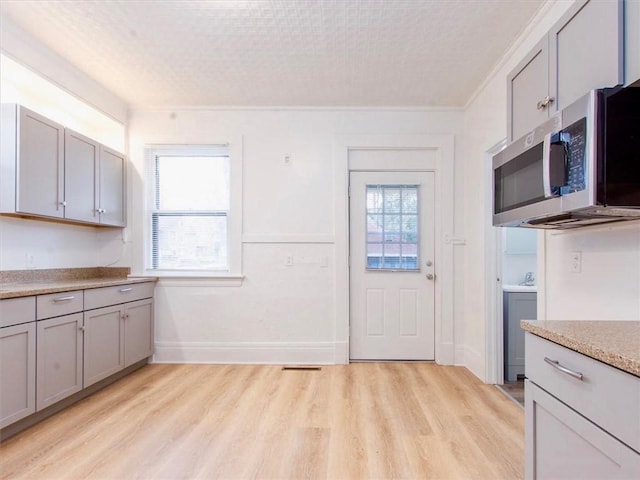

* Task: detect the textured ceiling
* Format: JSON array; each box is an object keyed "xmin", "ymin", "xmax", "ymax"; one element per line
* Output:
[{"xmin": 0, "ymin": 0, "xmax": 545, "ymax": 107}]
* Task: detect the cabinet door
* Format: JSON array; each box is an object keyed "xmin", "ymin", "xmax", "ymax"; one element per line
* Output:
[
  {"xmin": 84, "ymin": 305, "xmax": 124, "ymax": 387},
  {"xmin": 36, "ymin": 313, "xmax": 83, "ymax": 410},
  {"xmin": 549, "ymin": 0, "xmax": 624, "ymax": 112},
  {"xmin": 507, "ymin": 37, "xmax": 549, "ymax": 142},
  {"xmin": 99, "ymin": 146, "xmax": 126, "ymax": 227},
  {"xmin": 64, "ymin": 129, "xmax": 98, "ymax": 224},
  {"xmin": 525, "ymin": 380, "xmax": 640, "ymax": 480},
  {"xmin": 16, "ymin": 107, "xmax": 64, "ymax": 218},
  {"xmin": 124, "ymin": 298, "xmax": 153, "ymax": 367},
  {"xmin": 505, "ymin": 292, "xmax": 536, "ymax": 381},
  {"xmin": 0, "ymin": 322, "xmax": 36, "ymax": 428}
]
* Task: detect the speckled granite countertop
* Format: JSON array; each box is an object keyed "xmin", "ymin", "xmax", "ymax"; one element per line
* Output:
[
  {"xmin": 0, "ymin": 267, "xmax": 157, "ymax": 300},
  {"xmin": 521, "ymin": 320, "xmax": 640, "ymax": 377}
]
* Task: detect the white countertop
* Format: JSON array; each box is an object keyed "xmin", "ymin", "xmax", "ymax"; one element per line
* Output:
[{"xmin": 503, "ymin": 284, "xmax": 537, "ymax": 293}]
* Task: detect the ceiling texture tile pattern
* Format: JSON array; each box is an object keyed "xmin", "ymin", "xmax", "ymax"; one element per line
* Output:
[{"xmin": 0, "ymin": 0, "xmax": 545, "ymax": 107}]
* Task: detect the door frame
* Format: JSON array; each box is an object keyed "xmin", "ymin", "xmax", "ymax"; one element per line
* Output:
[
  {"xmin": 333, "ymin": 134, "xmax": 455, "ymax": 365},
  {"xmin": 484, "ymin": 139, "xmax": 506, "ymax": 384}
]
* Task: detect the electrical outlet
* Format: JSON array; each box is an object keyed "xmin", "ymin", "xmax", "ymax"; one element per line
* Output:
[
  {"xmin": 26, "ymin": 253, "xmax": 35, "ymax": 269},
  {"xmin": 571, "ymin": 251, "xmax": 582, "ymax": 273},
  {"xmin": 285, "ymin": 255, "xmax": 294, "ymax": 266},
  {"xmin": 284, "ymin": 154, "xmax": 292, "ymax": 166}
]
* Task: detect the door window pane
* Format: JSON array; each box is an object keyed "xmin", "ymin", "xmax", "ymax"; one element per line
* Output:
[{"xmin": 365, "ymin": 185, "xmax": 420, "ymax": 271}]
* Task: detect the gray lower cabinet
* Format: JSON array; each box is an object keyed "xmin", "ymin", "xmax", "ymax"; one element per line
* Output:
[
  {"xmin": 525, "ymin": 333, "xmax": 640, "ymax": 479},
  {"xmin": 0, "ymin": 281, "xmax": 154, "ymax": 431},
  {"xmin": 83, "ymin": 305, "xmax": 125, "ymax": 387},
  {"xmin": 124, "ymin": 299, "xmax": 154, "ymax": 367},
  {"xmin": 0, "ymin": 322, "xmax": 36, "ymax": 429},
  {"xmin": 504, "ymin": 291, "xmax": 536, "ymax": 381},
  {"xmin": 84, "ymin": 284, "xmax": 155, "ymax": 387},
  {"xmin": 36, "ymin": 313, "xmax": 84, "ymax": 410},
  {"xmin": 507, "ymin": 0, "xmax": 624, "ymax": 142},
  {"xmin": 526, "ymin": 380, "xmax": 640, "ymax": 479}
]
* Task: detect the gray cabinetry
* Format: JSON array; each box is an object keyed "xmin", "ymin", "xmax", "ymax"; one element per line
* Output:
[
  {"xmin": 84, "ymin": 305, "xmax": 125, "ymax": 387},
  {"xmin": 504, "ymin": 291, "xmax": 536, "ymax": 382},
  {"xmin": 98, "ymin": 146, "xmax": 126, "ymax": 227},
  {"xmin": 0, "ymin": 104, "xmax": 126, "ymax": 227},
  {"xmin": 508, "ymin": 38, "xmax": 549, "ymax": 142},
  {"xmin": 526, "ymin": 380, "xmax": 640, "ymax": 479},
  {"xmin": 525, "ymin": 333, "xmax": 640, "ymax": 479},
  {"xmin": 0, "ymin": 105, "xmax": 64, "ymax": 218},
  {"xmin": 507, "ymin": 0, "xmax": 624, "ymax": 142},
  {"xmin": 35, "ymin": 291, "xmax": 84, "ymax": 410},
  {"xmin": 0, "ymin": 297, "xmax": 36, "ymax": 429},
  {"xmin": 36, "ymin": 313, "xmax": 83, "ymax": 410},
  {"xmin": 549, "ymin": 0, "xmax": 624, "ymax": 113},
  {"xmin": 63, "ymin": 130, "xmax": 125, "ymax": 226},
  {"xmin": 64, "ymin": 129, "xmax": 99, "ymax": 224},
  {"xmin": 124, "ymin": 299, "xmax": 154, "ymax": 367},
  {"xmin": 84, "ymin": 282, "xmax": 155, "ymax": 387}
]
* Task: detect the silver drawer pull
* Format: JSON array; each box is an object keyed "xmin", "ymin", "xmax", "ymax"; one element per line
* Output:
[
  {"xmin": 119, "ymin": 287, "xmax": 133, "ymax": 293},
  {"xmin": 53, "ymin": 296, "xmax": 75, "ymax": 302},
  {"xmin": 544, "ymin": 357, "xmax": 583, "ymax": 381}
]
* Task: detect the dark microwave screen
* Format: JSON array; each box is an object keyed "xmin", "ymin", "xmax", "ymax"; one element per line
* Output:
[{"xmin": 560, "ymin": 117, "xmax": 587, "ymax": 195}]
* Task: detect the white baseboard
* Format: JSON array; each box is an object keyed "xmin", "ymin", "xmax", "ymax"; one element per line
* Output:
[
  {"xmin": 436, "ymin": 341, "xmax": 455, "ymax": 365},
  {"xmin": 152, "ymin": 341, "xmax": 338, "ymax": 365},
  {"xmin": 455, "ymin": 344, "xmax": 485, "ymax": 381}
]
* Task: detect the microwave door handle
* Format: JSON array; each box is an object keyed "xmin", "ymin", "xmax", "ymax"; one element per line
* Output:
[{"xmin": 542, "ymin": 132, "xmax": 553, "ymax": 198}]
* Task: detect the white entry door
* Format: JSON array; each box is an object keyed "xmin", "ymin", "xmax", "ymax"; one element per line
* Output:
[{"xmin": 349, "ymin": 171, "xmax": 435, "ymax": 360}]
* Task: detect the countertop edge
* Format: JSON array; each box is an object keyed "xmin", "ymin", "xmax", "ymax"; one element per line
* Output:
[
  {"xmin": 0, "ymin": 277, "xmax": 158, "ymax": 299},
  {"xmin": 521, "ymin": 320, "xmax": 640, "ymax": 377}
]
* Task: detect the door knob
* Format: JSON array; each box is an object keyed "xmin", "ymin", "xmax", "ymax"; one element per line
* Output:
[{"xmin": 426, "ymin": 273, "xmax": 435, "ymax": 280}]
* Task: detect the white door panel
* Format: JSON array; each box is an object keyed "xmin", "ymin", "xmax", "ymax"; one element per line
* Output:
[{"xmin": 349, "ymin": 170, "xmax": 435, "ymax": 360}]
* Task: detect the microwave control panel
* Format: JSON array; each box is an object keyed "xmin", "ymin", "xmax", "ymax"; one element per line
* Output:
[{"xmin": 560, "ymin": 118, "xmax": 587, "ymax": 195}]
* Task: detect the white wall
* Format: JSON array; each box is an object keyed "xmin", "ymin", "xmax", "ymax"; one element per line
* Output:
[
  {"xmin": 542, "ymin": 223, "xmax": 640, "ymax": 320},
  {"xmin": 0, "ymin": 22, "xmax": 128, "ymax": 272},
  {"xmin": 462, "ymin": 0, "xmax": 640, "ymax": 381},
  {"xmin": 125, "ymin": 108, "xmax": 464, "ymax": 363}
]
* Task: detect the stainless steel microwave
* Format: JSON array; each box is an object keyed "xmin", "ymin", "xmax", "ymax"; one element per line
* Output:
[{"xmin": 493, "ymin": 87, "xmax": 640, "ymax": 229}]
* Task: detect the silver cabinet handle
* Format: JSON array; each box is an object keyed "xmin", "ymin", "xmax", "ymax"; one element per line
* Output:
[
  {"xmin": 53, "ymin": 296, "xmax": 75, "ymax": 302},
  {"xmin": 536, "ymin": 96, "xmax": 555, "ymax": 110},
  {"xmin": 79, "ymin": 325, "xmax": 86, "ymax": 332},
  {"xmin": 544, "ymin": 357, "xmax": 583, "ymax": 380},
  {"xmin": 426, "ymin": 274, "xmax": 434, "ymax": 280},
  {"xmin": 119, "ymin": 287, "xmax": 133, "ymax": 293}
]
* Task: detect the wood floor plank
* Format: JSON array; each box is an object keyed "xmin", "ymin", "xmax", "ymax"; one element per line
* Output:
[{"xmin": 0, "ymin": 363, "xmax": 524, "ymax": 480}]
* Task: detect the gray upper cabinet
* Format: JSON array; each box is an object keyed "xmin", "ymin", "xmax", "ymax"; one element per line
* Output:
[
  {"xmin": 0, "ymin": 105, "xmax": 64, "ymax": 218},
  {"xmin": 549, "ymin": 0, "xmax": 624, "ymax": 113},
  {"xmin": 507, "ymin": 0, "xmax": 624, "ymax": 142},
  {"xmin": 508, "ymin": 38, "xmax": 550, "ymax": 142},
  {"xmin": 1, "ymin": 104, "xmax": 126, "ymax": 227},
  {"xmin": 64, "ymin": 129, "xmax": 99, "ymax": 224},
  {"xmin": 99, "ymin": 146, "xmax": 126, "ymax": 227}
]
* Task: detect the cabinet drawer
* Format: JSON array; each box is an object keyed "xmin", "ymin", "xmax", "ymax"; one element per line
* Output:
[
  {"xmin": 0, "ymin": 296, "xmax": 36, "ymax": 327},
  {"xmin": 84, "ymin": 282, "xmax": 154, "ymax": 310},
  {"xmin": 526, "ymin": 333, "xmax": 640, "ymax": 453},
  {"xmin": 37, "ymin": 290, "xmax": 83, "ymax": 320}
]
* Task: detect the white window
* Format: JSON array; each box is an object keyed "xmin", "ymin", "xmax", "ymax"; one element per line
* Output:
[{"xmin": 145, "ymin": 144, "xmax": 242, "ymax": 277}]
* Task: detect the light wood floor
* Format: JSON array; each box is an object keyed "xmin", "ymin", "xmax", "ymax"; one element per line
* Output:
[{"xmin": 0, "ymin": 363, "xmax": 524, "ymax": 480}]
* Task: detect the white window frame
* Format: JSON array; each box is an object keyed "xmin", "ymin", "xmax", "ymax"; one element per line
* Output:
[{"xmin": 143, "ymin": 141, "xmax": 243, "ymax": 280}]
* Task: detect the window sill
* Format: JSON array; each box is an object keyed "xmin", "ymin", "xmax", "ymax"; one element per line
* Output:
[{"xmin": 144, "ymin": 271, "xmax": 245, "ymax": 287}]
